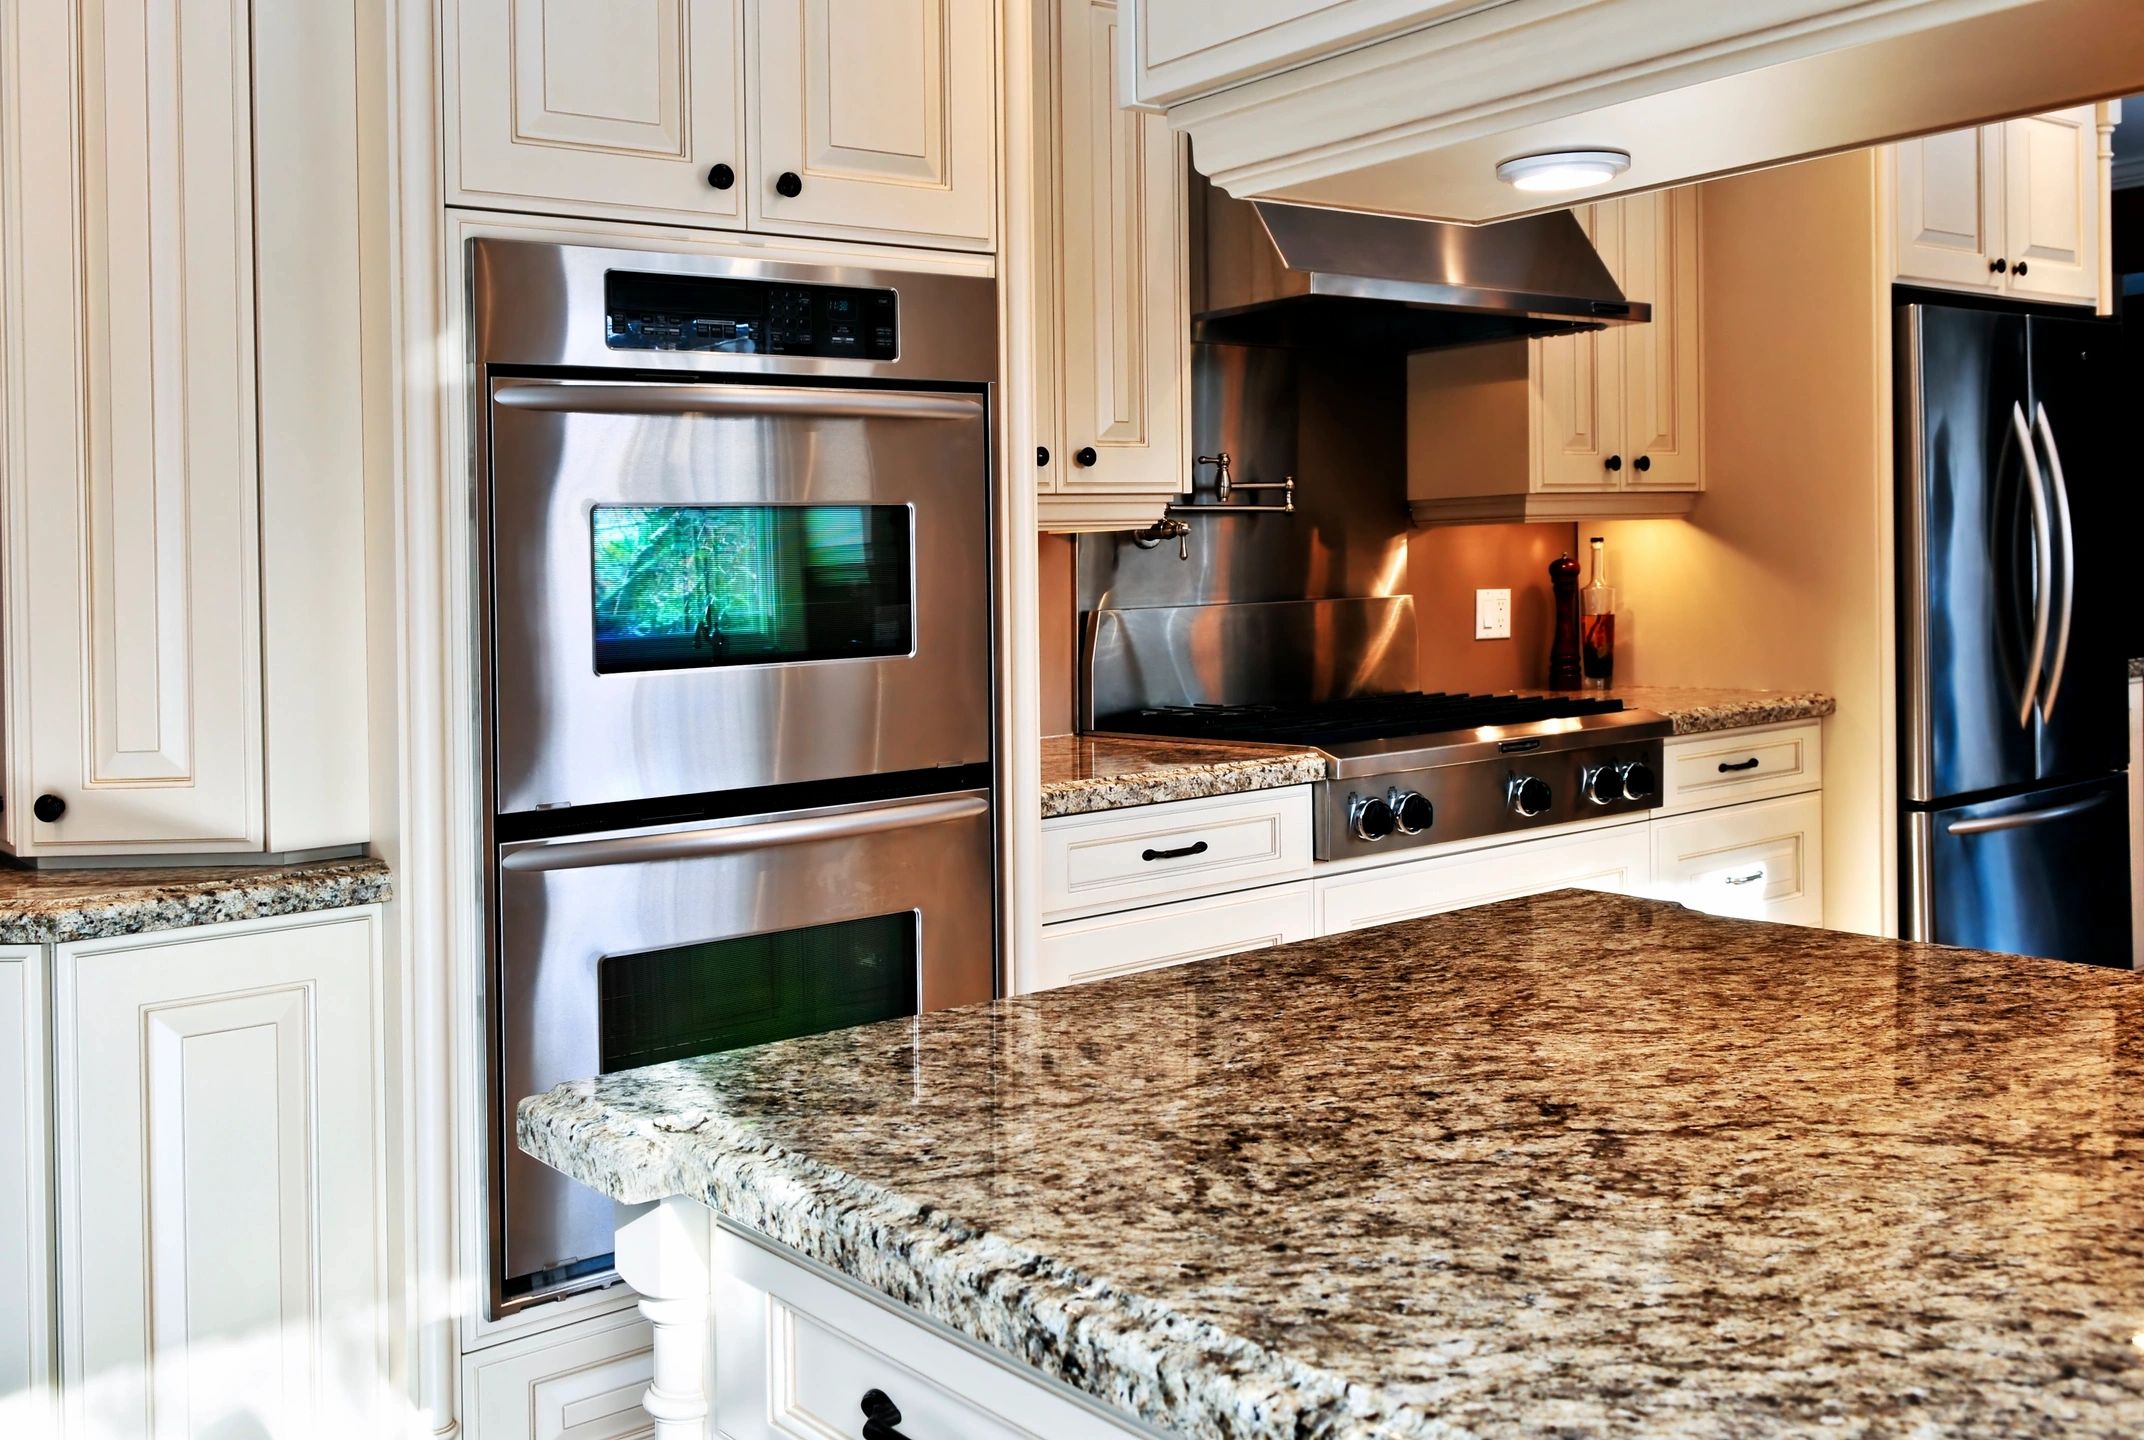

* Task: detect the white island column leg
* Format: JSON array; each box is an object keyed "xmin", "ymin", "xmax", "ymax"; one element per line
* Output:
[{"xmin": 614, "ymin": 1198, "xmax": 714, "ymax": 1439}]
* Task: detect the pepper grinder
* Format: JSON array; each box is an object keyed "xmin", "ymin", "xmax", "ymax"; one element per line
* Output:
[{"xmin": 1547, "ymin": 551, "xmax": 1582, "ymax": 689}]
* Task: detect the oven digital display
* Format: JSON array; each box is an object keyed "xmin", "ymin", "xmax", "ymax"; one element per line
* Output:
[{"xmin": 589, "ymin": 504, "xmax": 912, "ymax": 674}]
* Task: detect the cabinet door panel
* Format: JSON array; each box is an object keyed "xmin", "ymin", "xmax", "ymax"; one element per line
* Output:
[
  {"xmin": 451, "ymin": 0, "xmax": 746, "ymax": 225},
  {"xmin": 0, "ymin": 948, "xmax": 51, "ymax": 1410},
  {"xmin": 1533, "ymin": 201, "xmax": 1623, "ymax": 490},
  {"xmin": 1054, "ymin": 0, "xmax": 1189, "ymax": 497},
  {"xmin": 1033, "ymin": 882, "xmax": 1314, "ymax": 992},
  {"xmin": 1314, "ymin": 824, "xmax": 1651, "ymax": 935},
  {"xmin": 2003, "ymin": 106, "xmax": 2098, "ymax": 304},
  {"xmin": 1620, "ymin": 187, "xmax": 1701, "ymax": 492},
  {"xmin": 8, "ymin": 0, "xmax": 262, "ymax": 850},
  {"xmin": 1651, "ymin": 793, "xmax": 1824, "ymax": 926},
  {"xmin": 749, "ymin": 0, "xmax": 996, "ymax": 248},
  {"xmin": 1892, "ymin": 125, "xmax": 2004, "ymax": 292},
  {"xmin": 55, "ymin": 912, "xmax": 385, "ymax": 1438}
]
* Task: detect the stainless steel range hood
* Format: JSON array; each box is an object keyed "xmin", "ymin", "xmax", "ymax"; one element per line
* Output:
[{"xmin": 1194, "ymin": 177, "xmax": 1647, "ymax": 352}]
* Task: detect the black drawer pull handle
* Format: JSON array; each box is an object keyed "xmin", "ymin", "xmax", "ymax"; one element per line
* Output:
[
  {"xmin": 1718, "ymin": 757, "xmax": 1762, "ymax": 773},
  {"xmin": 861, "ymin": 1389, "xmax": 911, "ymax": 1440},
  {"xmin": 1141, "ymin": 840, "xmax": 1209, "ymax": 863}
]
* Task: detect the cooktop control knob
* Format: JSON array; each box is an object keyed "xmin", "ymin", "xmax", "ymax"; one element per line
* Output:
[
  {"xmin": 1349, "ymin": 793, "xmax": 1398, "ymax": 842},
  {"xmin": 1620, "ymin": 760, "xmax": 1658, "ymax": 802},
  {"xmin": 1389, "ymin": 789, "xmax": 1434, "ymax": 835},
  {"xmin": 1509, "ymin": 775, "xmax": 1553, "ymax": 818},
  {"xmin": 1582, "ymin": 766, "xmax": 1623, "ymax": 806}
]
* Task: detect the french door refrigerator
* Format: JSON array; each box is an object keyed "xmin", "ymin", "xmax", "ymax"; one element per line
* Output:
[{"xmin": 1898, "ymin": 302, "xmax": 2131, "ymax": 966}]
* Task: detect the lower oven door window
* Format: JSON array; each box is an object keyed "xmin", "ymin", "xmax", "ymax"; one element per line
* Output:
[{"xmin": 597, "ymin": 911, "xmax": 918, "ymax": 1073}]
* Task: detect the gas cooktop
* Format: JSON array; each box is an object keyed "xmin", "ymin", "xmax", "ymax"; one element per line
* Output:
[{"xmin": 1095, "ymin": 689, "xmax": 1673, "ymax": 860}]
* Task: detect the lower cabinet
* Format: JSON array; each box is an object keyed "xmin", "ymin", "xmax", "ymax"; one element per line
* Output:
[
  {"xmin": 1034, "ymin": 881, "xmax": 1314, "ymax": 992},
  {"xmin": 462, "ymin": 1309, "xmax": 656, "ymax": 1440},
  {"xmin": 1314, "ymin": 822, "xmax": 1652, "ymax": 935},
  {"xmin": 1, "ymin": 946, "xmax": 53, "ymax": 1415},
  {"xmin": 50, "ymin": 906, "xmax": 388, "ymax": 1438},
  {"xmin": 1651, "ymin": 792, "xmax": 1824, "ymax": 926}
]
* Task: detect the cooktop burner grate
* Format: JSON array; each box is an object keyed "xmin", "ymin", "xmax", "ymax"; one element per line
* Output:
[{"xmin": 1096, "ymin": 691, "xmax": 1627, "ymax": 746}]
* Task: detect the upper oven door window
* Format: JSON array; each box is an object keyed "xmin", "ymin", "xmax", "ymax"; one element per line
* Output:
[
  {"xmin": 486, "ymin": 379, "xmax": 991, "ymax": 815},
  {"xmin": 590, "ymin": 504, "xmax": 914, "ymax": 673}
]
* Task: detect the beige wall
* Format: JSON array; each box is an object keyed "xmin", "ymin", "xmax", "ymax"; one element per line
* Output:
[
  {"xmin": 1038, "ymin": 534, "xmax": 1076, "ymax": 734},
  {"xmin": 1407, "ymin": 523, "xmax": 1577, "ymax": 692}
]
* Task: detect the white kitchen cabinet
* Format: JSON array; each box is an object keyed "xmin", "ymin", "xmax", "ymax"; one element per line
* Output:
[
  {"xmin": 448, "ymin": 0, "xmax": 748, "ymax": 229},
  {"xmin": 462, "ymin": 1309, "xmax": 656, "ymax": 1440},
  {"xmin": 1314, "ymin": 822, "xmax": 1653, "ymax": 935},
  {"xmin": 1658, "ymin": 721, "xmax": 1823, "ymax": 818},
  {"xmin": 1036, "ymin": 0, "xmax": 1192, "ymax": 532},
  {"xmin": 1892, "ymin": 106, "xmax": 2107, "ymax": 307},
  {"xmin": 52, "ymin": 907, "xmax": 389, "ymax": 1439},
  {"xmin": 1651, "ymin": 792, "xmax": 1824, "ymax": 927},
  {"xmin": 1034, "ymin": 880, "xmax": 1314, "ymax": 991},
  {"xmin": 0, "ymin": 947, "xmax": 52, "ymax": 1416},
  {"xmin": 1038, "ymin": 786, "xmax": 1314, "ymax": 922},
  {"xmin": 0, "ymin": 0, "xmax": 372, "ymax": 857},
  {"xmin": 1407, "ymin": 187, "xmax": 1702, "ymax": 524}
]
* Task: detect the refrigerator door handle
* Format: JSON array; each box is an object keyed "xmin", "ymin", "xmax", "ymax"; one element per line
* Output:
[
  {"xmin": 2009, "ymin": 401, "xmax": 2054, "ymax": 729},
  {"xmin": 2031, "ymin": 401, "xmax": 2076, "ymax": 723},
  {"xmin": 1944, "ymin": 789, "xmax": 2109, "ymax": 836}
]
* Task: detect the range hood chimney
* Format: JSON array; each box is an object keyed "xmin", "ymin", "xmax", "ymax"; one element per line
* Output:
[{"xmin": 1193, "ymin": 176, "xmax": 1648, "ymax": 352}]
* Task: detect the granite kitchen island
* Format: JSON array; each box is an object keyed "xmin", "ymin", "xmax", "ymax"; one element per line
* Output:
[{"xmin": 518, "ymin": 891, "xmax": 2144, "ymax": 1439}]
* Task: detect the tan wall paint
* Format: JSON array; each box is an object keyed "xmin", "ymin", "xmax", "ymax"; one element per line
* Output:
[
  {"xmin": 1038, "ymin": 534, "xmax": 1076, "ymax": 735},
  {"xmin": 1407, "ymin": 523, "xmax": 1577, "ymax": 691},
  {"xmin": 1589, "ymin": 151, "xmax": 1895, "ymax": 936}
]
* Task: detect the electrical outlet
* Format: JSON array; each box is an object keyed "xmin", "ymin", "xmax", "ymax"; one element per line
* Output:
[{"xmin": 1475, "ymin": 588, "xmax": 1512, "ymax": 640}]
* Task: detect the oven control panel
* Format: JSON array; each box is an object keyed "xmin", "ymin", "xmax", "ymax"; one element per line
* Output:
[{"xmin": 603, "ymin": 268, "xmax": 898, "ymax": 359}]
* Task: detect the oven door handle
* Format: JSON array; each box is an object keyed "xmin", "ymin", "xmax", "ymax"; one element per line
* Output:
[
  {"xmin": 492, "ymin": 380, "xmax": 983, "ymax": 421},
  {"xmin": 499, "ymin": 794, "xmax": 989, "ymax": 873}
]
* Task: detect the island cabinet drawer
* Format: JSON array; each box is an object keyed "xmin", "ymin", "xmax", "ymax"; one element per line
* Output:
[
  {"xmin": 1040, "ymin": 787, "xmax": 1313, "ymax": 920},
  {"xmin": 1660, "ymin": 722, "xmax": 1822, "ymax": 815},
  {"xmin": 1032, "ymin": 882, "xmax": 1314, "ymax": 992},
  {"xmin": 1652, "ymin": 792, "xmax": 1825, "ymax": 927},
  {"xmin": 1314, "ymin": 823, "xmax": 1652, "ymax": 935},
  {"xmin": 461, "ymin": 1309, "xmax": 654, "ymax": 1440},
  {"xmin": 713, "ymin": 1231, "xmax": 1143, "ymax": 1440}
]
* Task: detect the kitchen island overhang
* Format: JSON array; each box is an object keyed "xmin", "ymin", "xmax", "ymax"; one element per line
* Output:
[{"xmin": 519, "ymin": 890, "xmax": 2144, "ymax": 1439}]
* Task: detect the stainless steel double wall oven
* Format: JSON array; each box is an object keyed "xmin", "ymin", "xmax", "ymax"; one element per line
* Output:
[{"xmin": 473, "ymin": 240, "xmax": 999, "ymax": 1313}]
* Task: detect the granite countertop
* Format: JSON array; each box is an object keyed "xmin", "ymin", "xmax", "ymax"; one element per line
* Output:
[
  {"xmin": 519, "ymin": 891, "xmax": 2144, "ymax": 1439},
  {"xmin": 0, "ymin": 856, "xmax": 391, "ymax": 944},
  {"xmin": 1041, "ymin": 733, "xmax": 1328, "ymax": 819},
  {"xmin": 2129, "ymin": 656, "xmax": 2142, "ymax": 680},
  {"xmin": 1545, "ymin": 684, "xmax": 1837, "ymax": 735}
]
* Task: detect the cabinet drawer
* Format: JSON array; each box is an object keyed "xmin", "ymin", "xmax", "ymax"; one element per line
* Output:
[
  {"xmin": 1652, "ymin": 793, "xmax": 1824, "ymax": 926},
  {"xmin": 1314, "ymin": 823, "xmax": 1651, "ymax": 935},
  {"xmin": 463, "ymin": 1310, "xmax": 654, "ymax": 1440},
  {"xmin": 1660, "ymin": 722, "xmax": 1822, "ymax": 814},
  {"xmin": 714, "ymin": 1231, "xmax": 1137, "ymax": 1440},
  {"xmin": 1032, "ymin": 882, "xmax": 1314, "ymax": 993},
  {"xmin": 1040, "ymin": 787, "xmax": 1313, "ymax": 920}
]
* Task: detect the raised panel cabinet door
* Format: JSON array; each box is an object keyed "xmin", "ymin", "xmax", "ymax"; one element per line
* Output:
[
  {"xmin": 1892, "ymin": 124, "xmax": 2005, "ymax": 292},
  {"xmin": 461, "ymin": 1309, "xmax": 655, "ymax": 1440},
  {"xmin": 4, "ymin": 0, "xmax": 263, "ymax": 852},
  {"xmin": 1618, "ymin": 187, "xmax": 1702, "ymax": 492},
  {"xmin": 450, "ymin": 0, "xmax": 747, "ymax": 225},
  {"xmin": 748, "ymin": 0, "xmax": 997, "ymax": 249},
  {"xmin": 53, "ymin": 910, "xmax": 387, "ymax": 1439},
  {"xmin": 0, "ymin": 948, "xmax": 53, "ymax": 1414},
  {"xmin": 1532, "ymin": 201, "xmax": 1624, "ymax": 492},
  {"xmin": 1054, "ymin": 0, "xmax": 1190, "ymax": 497},
  {"xmin": 2002, "ymin": 106, "xmax": 2100, "ymax": 305}
]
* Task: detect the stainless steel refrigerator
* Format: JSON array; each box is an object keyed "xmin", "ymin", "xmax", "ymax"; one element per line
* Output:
[{"xmin": 1898, "ymin": 301, "xmax": 2131, "ymax": 965}]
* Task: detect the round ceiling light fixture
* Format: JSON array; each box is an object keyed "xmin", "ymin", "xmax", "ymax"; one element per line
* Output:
[{"xmin": 1495, "ymin": 149, "xmax": 1633, "ymax": 194}]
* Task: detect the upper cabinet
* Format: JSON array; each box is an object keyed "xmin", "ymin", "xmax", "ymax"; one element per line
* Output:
[
  {"xmin": 1035, "ymin": 0, "xmax": 1191, "ymax": 533},
  {"xmin": 1407, "ymin": 187, "xmax": 1702, "ymax": 525},
  {"xmin": 1892, "ymin": 106, "xmax": 2108, "ymax": 306},
  {"xmin": 447, "ymin": 0, "xmax": 998, "ymax": 251},
  {"xmin": 0, "ymin": 0, "xmax": 373, "ymax": 858}
]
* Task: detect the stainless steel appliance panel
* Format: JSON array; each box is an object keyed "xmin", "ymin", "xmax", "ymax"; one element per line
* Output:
[
  {"xmin": 1906, "ymin": 776, "xmax": 2131, "ymax": 965},
  {"xmin": 493, "ymin": 788, "xmax": 995, "ymax": 1305},
  {"xmin": 487, "ymin": 379, "xmax": 990, "ymax": 812}
]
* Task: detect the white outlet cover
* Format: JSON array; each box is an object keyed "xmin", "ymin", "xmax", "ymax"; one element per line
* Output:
[{"xmin": 1475, "ymin": 588, "xmax": 1512, "ymax": 640}]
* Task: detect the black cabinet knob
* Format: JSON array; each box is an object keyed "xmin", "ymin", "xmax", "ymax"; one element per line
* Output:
[
  {"xmin": 1633, "ymin": 454, "xmax": 1651, "ymax": 473},
  {"xmin": 775, "ymin": 171, "xmax": 803, "ymax": 198},
  {"xmin": 1604, "ymin": 454, "xmax": 1622, "ymax": 473},
  {"xmin": 706, "ymin": 163, "xmax": 735, "ymax": 190},
  {"xmin": 32, "ymin": 793, "xmax": 65, "ymax": 823},
  {"xmin": 860, "ymin": 1389, "xmax": 911, "ymax": 1440},
  {"xmin": 1989, "ymin": 257, "xmax": 2007, "ymax": 274},
  {"xmin": 2013, "ymin": 260, "xmax": 2028, "ymax": 277},
  {"xmin": 1036, "ymin": 446, "xmax": 1050, "ymax": 467},
  {"xmin": 1074, "ymin": 446, "xmax": 1098, "ymax": 467}
]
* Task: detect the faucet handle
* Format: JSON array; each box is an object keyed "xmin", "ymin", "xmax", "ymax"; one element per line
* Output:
[{"xmin": 1195, "ymin": 452, "xmax": 1233, "ymax": 503}]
